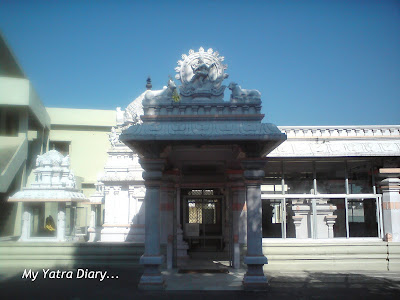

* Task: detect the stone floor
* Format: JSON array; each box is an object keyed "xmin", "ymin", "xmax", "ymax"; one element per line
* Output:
[{"xmin": 1, "ymin": 265, "xmax": 400, "ymax": 299}]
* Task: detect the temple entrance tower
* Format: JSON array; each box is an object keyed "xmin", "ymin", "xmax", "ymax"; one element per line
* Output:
[{"xmin": 120, "ymin": 48, "xmax": 286, "ymax": 290}]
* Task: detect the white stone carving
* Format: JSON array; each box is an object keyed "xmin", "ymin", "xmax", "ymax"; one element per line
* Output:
[
  {"xmin": 9, "ymin": 150, "xmax": 86, "ymax": 242},
  {"xmin": 176, "ymin": 47, "xmax": 228, "ymax": 87},
  {"xmin": 124, "ymin": 92, "xmax": 145, "ymax": 126},
  {"xmin": 89, "ymin": 110, "xmax": 146, "ymax": 242},
  {"xmin": 20, "ymin": 211, "xmax": 30, "ymax": 240},
  {"xmin": 175, "ymin": 47, "xmax": 228, "ymax": 100},
  {"xmin": 291, "ymin": 199, "xmax": 337, "ymax": 239},
  {"xmin": 35, "ymin": 149, "xmax": 64, "ymax": 167},
  {"xmin": 89, "ymin": 181, "xmax": 104, "ymax": 204},
  {"xmin": 57, "ymin": 210, "xmax": 66, "ymax": 241},
  {"xmin": 116, "ymin": 107, "xmax": 125, "ymax": 126},
  {"xmin": 108, "ymin": 127, "xmax": 119, "ymax": 148},
  {"xmin": 228, "ymin": 82, "xmax": 261, "ymax": 101},
  {"xmin": 10, "ymin": 150, "xmax": 87, "ymax": 201},
  {"xmin": 144, "ymin": 79, "xmax": 177, "ymax": 102}
]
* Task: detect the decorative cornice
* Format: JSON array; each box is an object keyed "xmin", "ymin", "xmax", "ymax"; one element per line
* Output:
[
  {"xmin": 268, "ymin": 126, "xmax": 400, "ymax": 157},
  {"xmin": 269, "ymin": 140, "xmax": 400, "ymax": 157},
  {"xmin": 9, "ymin": 189, "xmax": 87, "ymax": 202},
  {"xmin": 121, "ymin": 121, "xmax": 284, "ymax": 141},
  {"xmin": 141, "ymin": 113, "xmax": 264, "ymax": 122},
  {"xmin": 278, "ymin": 125, "xmax": 400, "ymax": 139}
]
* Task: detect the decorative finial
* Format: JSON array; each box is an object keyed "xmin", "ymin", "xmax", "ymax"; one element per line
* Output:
[{"xmin": 146, "ymin": 76, "xmax": 152, "ymax": 90}]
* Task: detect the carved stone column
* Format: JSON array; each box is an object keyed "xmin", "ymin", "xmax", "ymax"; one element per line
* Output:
[
  {"xmin": 166, "ymin": 188, "xmax": 175, "ymax": 269},
  {"xmin": 380, "ymin": 169, "xmax": 400, "ymax": 242},
  {"xmin": 160, "ymin": 184, "xmax": 175, "ymax": 270},
  {"xmin": 19, "ymin": 209, "xmax": 31, "ymax": 241},
  {"xmin": 292, "ymin": 215, "xmax": 303, "ymax": 237},
  {"xmin": 138, "ymin": 159, "xmax": 165, "ymax": 290},
  {"xmin": 325, "ymin": 215, "xmax": 337, "ymax": 238},
  {"xmin": 241, "ymin": 159, "xmax": 268, "ymax": 290},
  {"xmin": 174, "ymin": 178, "xmax": 189, "ymax": 266},
  {"xmin": 227, "ymin": 170, "xmax": 245, "ymax": 269},
  {"xmin": 57, "ymin": 203, "xmax": 66, "ymax": 242},
  {"xmin": 231, "ymin": 185, "xmax": 246, "ymax": 269},
  {"xmin": 88, "ymin": 205, "xmax": 97, "ymax": 242},
  {"xmin": 291, "ymin": 200, "xmax": 311, "ymax": 239}
]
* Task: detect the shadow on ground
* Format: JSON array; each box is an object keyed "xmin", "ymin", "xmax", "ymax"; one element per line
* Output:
[{"xmin": 1, "ymin": 267, "xmax": 400, "ymax": 300}]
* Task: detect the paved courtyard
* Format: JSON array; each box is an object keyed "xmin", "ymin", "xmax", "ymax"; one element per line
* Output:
[{"xmin": 1, "ymin": 267, "xmax": 400, "ymax": 299}]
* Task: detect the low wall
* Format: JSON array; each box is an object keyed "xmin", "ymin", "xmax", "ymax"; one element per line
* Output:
[
  {"xmin": 0, "ymin": 242, "xmax": 152, "ymax": 269},
  {"xmin": 260, "ymin": 242, "xmax": 400, "ymax": 271}
]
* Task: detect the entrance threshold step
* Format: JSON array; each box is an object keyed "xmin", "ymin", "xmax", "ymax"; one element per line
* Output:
[
  {"xmin": 178, "ymin": 259, "xmax": 230, "ymax": 274},
  {"xmin": 178, "ymin": 268, "xmax": 229, "ymax": 274}
]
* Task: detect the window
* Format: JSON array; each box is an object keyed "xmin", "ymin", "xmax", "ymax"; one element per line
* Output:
[
  {"xmin": 1, "ymin": 110, "xmax": 19, "ymax": 136},
  {"xmin": 262, "ymin": 199, "xmax": 284, "ymax": 238},
  {"xmin": 348, "ymin": 199, "xmax": 378, "ymax": 237},
  {"xmin": 49, "ymin": 141, "xmax": 70, "ymax": 156},
  {"xmin": 316, "ymin": 161, "xmax": 346, "ymax": 194},
  {"xmin": 188, "ymin": 199, "xmax": 219, "ymax": 224},
  {"xmin": 348, "ymin": 161, "xmax": 373, "ymax": 194},
  {"xmin": 262, "ymin": 196, "xmax": 380, "ymax": 239},
  {"xmin": 262, "ymin": 162, "xmax": 283, "ymax": 194},
  {"xmin": 329, "ymin": 198, "xmax": 346, "ymax": 238},
  {"xmin": 284, "ymin": 162, "xmax": 314, "ymax": 194}
]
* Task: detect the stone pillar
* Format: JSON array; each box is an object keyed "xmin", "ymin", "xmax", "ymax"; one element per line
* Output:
[
  {"xmin": 160, "ymin": 184, "xmax": 174, "ymax": 269},
  {"xmin": 175, "ymin": 184, "xmax": 189, "ymax": 265},
  {"xmin": 57, "ymin": 203, "xmax": 66, "ymax": 242},
  {"xmin": 166, "ymin": 188, "xmax": 174, "ymax": 269},
  {"xmin": 138, "ymin": 159, "xmax": 165, "ymax": 290},
  {"xmin": 238, "ymin": 188, "xmax": 247, "ymax": 244},
  {"xmin": 231, "ymin": 186, "xmax": 245, "ymax": 269},
  {"xmin": 292, "ymin": 215, "xmax": 304, "ymax": 237},
  {"xmin": 227, "ymin": 170, "xmax": 246, "ymax": 269},
  {"xmin": 19, "ymin": 210, "xmax": 31, "ymax": 241},
  {"xmin": 88, "ymin": 205, "xmax": 97, "ymax": 242},
  {"xmin": 241, "ymin": 160, "xmax": 268, "ymax": 290},
  {"xmin": 380, "ymin": 175, "xmax": 400, "ymax": 242},
  {"xmin": 292, "ymin": 200, "xmax": 311, "ymax": 239},
  {"xmin": 325, "ymin": 215, "xmax": 337, "ymax": 238}
]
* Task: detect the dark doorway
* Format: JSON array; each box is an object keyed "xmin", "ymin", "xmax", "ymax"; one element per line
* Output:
[{"xmin": 182, "ymin": 189, "xmax": 224, "ymax": 251}]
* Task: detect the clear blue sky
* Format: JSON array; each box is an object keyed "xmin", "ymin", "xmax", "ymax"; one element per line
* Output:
[{"xmin": 1, "ymin": 0, "xmax": 399, "ymax": 126}]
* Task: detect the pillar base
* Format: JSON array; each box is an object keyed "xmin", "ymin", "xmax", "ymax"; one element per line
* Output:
[
  {"xmin": 139, "ymin": 255, "xmax": 165, "ymax": 290},
  {"xmin": 138, "ymin": 275, "xmax": 166, "ymax": 290},
  {"xmin": 233, "ymin": 243, "xmax": 241, "ymax": 269},
  {"xmin": 243, "ymin": 256, "xmax": 268, "ymax": 290},
  {"xmin": 243, "ymin": 276, "xmax": 269, "ymax": 290}
]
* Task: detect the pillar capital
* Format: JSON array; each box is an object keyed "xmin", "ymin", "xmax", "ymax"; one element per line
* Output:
[
  {"xmin": 140, "ymin": 158, "xmax": 166, "ymax": 183},
  {"xmin": 380, "ymin": 177, "xmax": 400, "ymax": 192},
  {"xmin": 226, "ymin": 169, "xmax": 244, "ymax": 182},
  {"xmin": 241, "ymin": 159, "xmax": 267, "ymax": 181},
  {"xmin": 240, "ymin": 158, "xmax": 268, "ymax": 171},
  {"xmin": 243, "ymin": 170, "xmax": 265, "ymax": 182},
  {"xmin": 230, "ymin": 185, "xmax": 246, "ymax": 191},
  {"xmin": 139, "ymin": 158, "xmax": 166, "ymax": 172}
]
